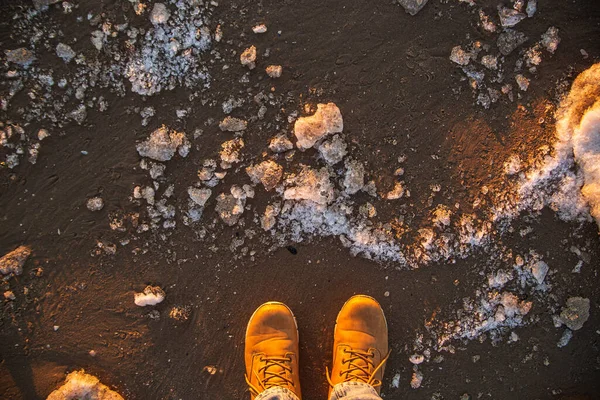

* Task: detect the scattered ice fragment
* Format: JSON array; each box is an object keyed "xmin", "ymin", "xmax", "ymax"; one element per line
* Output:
[
  {"xmin": 540, "ymin": 27, "xmax": 561, "ymax": 54},
  {"xmin": 38, "ymin": 129, "xmax": 50, "ymax": 140},
  {"xmin": 150, "ymin": 3, "xmax": 171, "ymax": 25},
  {"xmin": 396, "ymin": 0, "xmax": 429, "ymax": 16},
  {"xmin": 432, "ymin": 205, "xmax": 452, "ymax": 227},
  {"xmin": 318, "ymin": 134, "xmax": 347, "ymax": 165},
  {"xmin": 47, "ymin": 370, "xmax": 124, "ymax": 400},
  {"xmin": 246, "ymin": 160, "xmax": 283, "ymax": 191},
  {"xmin": 529, "ymin": 260, "xmax": 549, "ymax": 284},
  {"xmin": 391, "ymin": 373, "xmax": 401, "ymax": 388},
  {"xmin": 215, "ymin": 191, "xmax": 245, "ymax": 226},
  {"xmin": 343, "ymin": 159, "xmax": 365, "ymax": 195},
  {"xmin": 266, "ymin": 65, "xmax": 282, "ymax": 78},
  {"xmin": 515, "ymin": 74, "xmax": 529, "ymax": 91},
  {"xmin": 240, "ymin": 46, "xmax": 257, "ymax": 69},
  {"xmin": 86, "ymin": 197, "xmax": 104, "ymax": 211},
  {"xmin": 284, "ymin": 166, "xmax": 334, "ymax": 205},
  {"xmin": 6, "ymin": 154, "xmax": 19, "ymax": 169},
  {"xmin": 136, "ymin": 126, "xmax": 188, "ymax": 162},
  {"xmin": 479, "ymin": 10, "xmax": 497, "ymax": 32},
  {"xmin": 480, "ymin": 54, "xmax": 498, "ymax": 70},
  {"xmin": 449, "ymin": 46, "xmax": 471, "ymax": 66},
  {"xmin": 5, "ymin": 48, "xmax": 35, "ymax": 67},
  {"xmin": 219, "ymin": 138, "xmax": 245, "ymax": 168},
  {"xmin": 559, "ymin": 297, "xmax": 590, "ymax": 331},
  {"xmin": 252, "ymin": 24, "xmax": 267, "ymax": 34},
  {"xmin": 508, "ymin": 331, "xmax": 519, "ymax": 343},
  {"xmin": 294, "ymin": 103, "xmax": 343, "ymax": 150},
  {"xmin": 557, "ymin": 329, "xmax": 573, "ymax": 348},
  {"xmin": 4, "ymin": 291, "xmax": 15, "ymax": 301},
  {"xmin": 497, "ymin": 29, "xmax": 528, "ymax": 56},
  {"xmin": 359, "ymin": 202, "xmax": 377, "ymax": 218},
  {"xmin": 410, "ymin": 370, "xmax": 423, "ymax": 389},
  {"xmin": 386, "ymin": 182, "xmax": 405, "ymax": 200},
  {"xmin": 90, "ymin": 30, "xmax": 104, "ymax": 50},
  {"xmin": 498, "ymin": 7, "xmax": 526, "ymax": 27},
  {"xmin": 56, "ymin": 43, "xmax": 76, "ymax": 63},
  {"xmin": 262, "ymin": 203, "xmax": 281, "ymax": 231},
  {"xmin": 67, "ymin": 104, "xmax": 87, "ymax": 125},
  {"xmin": 504, "ymin": 154, "xmax": 521, "ymax": 175},
  {"xmin": 188, "ymin": 187, "xmax": 212, "ymax": 207},
  {"xmin": 134, "ymin": 285, "xmax": 166, "ymax": 306},
  {"xmin": 269, "ymin": 135, "xmax": 294, "ymax": 153},
  {"xmin": 526, "ymin": 0, "xmax": 537, "ymax": 17},
  {"xmin": 219, "ymin": 116, "xmax": 247, "ymax": 132},
  {"xmin": 0, "ymin": 246, "xmax": 31, "ymax": 276}
]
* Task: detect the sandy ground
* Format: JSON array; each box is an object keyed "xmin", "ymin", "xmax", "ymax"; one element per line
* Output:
[{"xmin": 1, "ymin": 0, "xmax": 600, "ymax": 399}]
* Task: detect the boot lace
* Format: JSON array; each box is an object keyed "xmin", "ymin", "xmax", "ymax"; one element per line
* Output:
[
  {"xmin": 326, "ymin": 348, "xmax": 390, "ymax": 388},
  {"xmin": 245, "ymin": 355, "xmax": 295, "ymax": 395}
]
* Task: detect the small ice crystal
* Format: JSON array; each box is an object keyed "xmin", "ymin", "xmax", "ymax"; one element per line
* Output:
[
  {"xmin": 56, "ymin": 43, "xmax": 76, "ymax": 63},
  {"xmin": 86, "ymin": 197, "xmax": 104, "ymax": 211},
  {"xmin": 266, "ymin": 65, "xmax": 282, "ymax": 78}
]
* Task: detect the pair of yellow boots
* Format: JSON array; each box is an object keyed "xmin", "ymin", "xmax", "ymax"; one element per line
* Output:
[{"xmin": 245, "ymin": 295, "xmax": 389, "ymax": 399}]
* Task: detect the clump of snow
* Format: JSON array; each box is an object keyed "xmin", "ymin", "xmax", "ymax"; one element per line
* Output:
[
  {"xmin": 240, "ymin": 46, "xmax": 257, "ymax": 70},
  {"xmin": 252, "ymin": 24, "xmax": 267, "ymax": 34},
  {"xmin": 0, "ymin": 246, "xmax": 31, "ymax": 276},
  {"xmin": 266, "ymin": 65, "xmax": 282, "ymax": 78},
  {"xmin": 386, "ymin": 182, "xmax": 405, "ymax": 200},
  {"xmin": 479, "ymin": 10, "xmax": 497, "ymax": 32},
  {"xmin": 150, "ymin": 3, "xmax": 171, "ymax": 25},
  {"xmin": 318, "ymin": 134, "xmax": 347, "ymax": 165},
  {"xmin": 219, "ymin": 116, "xmax": 247, "ymax": 132},
  {"xmin": 269, "ymin": 135, "xmax": 294, "ymax": 153},
  {"xmin": 504, "ymin": 154, "xmax": 521, "ymax": 175},
  {"xmin": 497, "ymin": 29, "xmax": 528, "ymax": 56},
  {"xmin": 56, "ymin": 43, "xmax": 76, "ymax": 63},
  {"xmin": 396, "ymin": 0, "xmax": 429, "ymax": 16},
  {"xmin": 86, "ymin": 197, "xmax": 104, "ymax": 211},
  {"xmin": 5, "ymin": 48, "xmax": 35, "ymax": 67},
  {"xmin": 47, "ymin": 370, "xmax": 123, "ymax": 400},
  {"xmin": 410, "ymin": 370, "xmax": 423, "ymax": 389},
  {"xmin": 526, "ymin": 0, "xmax": 537, "ymax": 17},
  {"xmin": 188, "ymin": 187, "xmax": 211, "ymax": 207},
  {"xmin": 284, "ymin": 166, "xmax": 334, "ymax": 205},
  {"xmin": 136, "ymin": 126, "xmax": 189, "ymax": 162},
  {"xmin": 498, "ymin": 7, "xmax": 526, "ymax": 27},
  {"xmin": 515, "ymin": 74, "xmax": 529, "ymax": 91},
  {"xmin": 343, "ymin": 159, "xmax": 365, "ymax": 195},
  {"xmin": 220, "ymin": 138, "xmax": 245, "ymax": 168},
  {"xmin": 480, "ymin": 55, "xmax": 498, "ymax": 70},
  {"xmin": 449, "ymin": 46, "xmax": 471, "ymax": 66},
  {"xmin": 540, "ymin": 27, "xmax": 560, "ymax": 54},
  {"xmin": 215, "ymin": 186, "xmax": 247, "ymax": 226},
  {"xmin": 559, "ymin": 297, "xmax": 590, "ymax": 331},
  {"xmin": 557, "ymin": 329, "xmax": 573, "ymax": 347},
  {"xmin": 134, "ymin": 285, "xmax": 166, "ymax": 306},
  {"xmin": 262, "ymin": 203, "xmax": 281, "ymax": 231},
  {"xmin": 246, "ymin": 160, "xmax": 283, "ymax": 191},
  {"xmin": 294, "ymin": 103, "xmax": 343, "ymax": 150}
]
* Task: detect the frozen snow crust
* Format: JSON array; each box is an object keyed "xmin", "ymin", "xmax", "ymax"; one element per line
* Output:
[{"xmin": 47, "ymin": 370, "xmax": 123, "ymax": 400}]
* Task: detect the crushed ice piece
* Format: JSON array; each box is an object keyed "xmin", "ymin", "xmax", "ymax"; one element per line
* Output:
[
  {"xmin": 5, "ymin": 48, "xmax": 35, "ymax": 67},
  {"xmin": 150, "ymin": 3, "xmax": 171, "ymax": 24},
  {"xmin": 410, "ymin": 370, "xmax": 423, "ymax": 389},
  {"xmin": 240, "ymin": 45, "xmax": 257, "ymax": 69},
  {"xmin": 47, "ymin": 370, "xmax": 124, "ymax": 400},
  {"xmin": 504, "ymin": 154, "xmax": 521, "ymax": 175},
  {"xmin": 556, "ymin": 329, "xmax": 573, "ymax": 348},
  {"xmin": 529, "ymin": 260, "xmax": 549, "ymax": 284},
  {"xmin": 149, "ymin": 163, "xmax": 165, "ymax": 179},
  {"xmin": 391, "ymin": 373, "xmax": 401, "ymax": 388},
  {"xmin": 487, "ymin": 270, "xmax": 513, "ymax": 289},
  {"xmin": 67, "ymin": 104, "xmax": 87, "ymax": 125},
  {"xmin": 246, "ymin": 160, "xmax": 283, "ymax": 191},
  {"xmin": 294, "ymin": 103, "xmax": 343, "ymax": 150},
  {"xmin": 262, "ymin": 203, "xmax": 281, "ymax": 231},
  {"xmin": 0, "ymin": 246, "xmax": 31, "ymax": 276},
  {"xmin": 409, "ymin": 354, "xmax": 424, "ymax": 365},
  {"xmin": 343, "ymin": 159, "xmax": 365, "ymax": 195},
  {"xmin": 498, "ymin": 7, "xmax": 526, "ymax": 27},
  {"xmin": 526, "ymin": 0, "xmax": 537, "ymax": 17},
  {"xmin": 559, "ymin": 297, "xmax": 590, "ymax": 331},
  {"xmin": 86, "ymin": 197, "xmax": 104, "ymax": 211},
  {"xmin": 396, "ymin": 0, "xmax": 429, "ymax": 16},
  {"xmin": 136, "ymin": 126, "xmax": 188, "ymax": 162},
  {"xmin": 497, "ymin": 29, "xmax": 528, "ymax": 56},
  {"xmin": 6, "ymin": 154, "xmax": 19, "ymax": 169},
  {"xmin": 515, "ymin": 74, "xmax": 529, "ymax": 91},
  {"xmin": 540, "ymin": 27, "xmax": 561, "ymax": 54},
  {"xmin": 524, "ymin": 45, "xmax": 542, "ymax": 67},
  {"xmin": 318, "ymin": 134, "xmax": 347, "ymax": 165},
  {"xmin": 508, "ymin": 331, "xmax": 519, "ymax": 343},
  {"xmin": 4, "ymin": 291, "xmax": 15, "ymax": 301},
  {"xmin": 219, "ymin": 138, "xmax": 245, "ymax": 168},
  {"xmin": 219, "ymin": 116, "xmax": 247, "ymax": 132},
  {"xmin": 252, "ymin": 24, "xmax": 267, "ymax": 34},
  {"xmin": 134, "ymin": 285, "xmax": 166, "ymax": 306},
  {"xmin": 480, "ymin": 54, "xmax": 498, "ymax": 70},
  {"xmin": 188, "ymin": 187, "xmax": 212, "ymax": 207},
  {"xmin": 56, "ymin": 43, "xmax": 76, "ymax": 63},
  {"xmin": 386, "ymin": 182, "xmax": 405, "ymax": 200},
  {"xmin": 38, "ymin": 129, "xmax": 50, "ymax": 140},
  {"xmin": 269, "ymin": 135, "xmax": 294, "ymax": 153},
  {"xmin": 432, "ymin": 205, "xmax": 452, "ymax": 227},
  {"xmin": 479, "ymin": 10, "xmax": 497, "ymax": 32},
  {"xmin": 284, "ymin": 166, "xmax": 334, "ymax": 205},
  {"xmin": 449, "ymin": 46, "xmax": 471, "ymax": 66},
  {"xmin": 266, "ymin": 65, "xmax": 282, "ymax": 78},
  {"xmin": 90, "ymin": 30, "xmax": 105, "ymax": 50},
  {"xmin": 215, "ymin": 191, "xmax": 245, "ymax": 226}
]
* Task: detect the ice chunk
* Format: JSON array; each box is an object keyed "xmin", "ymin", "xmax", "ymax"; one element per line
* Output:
[
  {"xmin": 318, "ymin": 134, "xmax": 347, "ymax": 165},
  {"xmin": 240, "ymin": 45, "xmax": 257, "ymax": 69},
  {"xmin": 515, "ymin": 74, "xmax": 529, "ymax": 91},
  {"xmin": 479, "ymin": 10, "xmax": 497, "ymax": 32},
  {"xmin": 219, "ymin": 116, "xmax": 247, "ymax": 132},
  {"xmin": 252, "ymin": 24, "xmax": 267, "ymax": 34},
  {"xmin": 150, "ymin": 3, "xmax": 171, "ymax": 25},
  {"xmin": 386, "ymin": 182, "xmax": 405, "ymax": 200},
  {"xmin": 498, "ymin": 7, "xmax": 526, "ymax": 27},
  {"xmin": 540, "ymin": 27, "xmax": 560, "ymax": 54},
  {"xmin": 56, "ymin": 43, "xmax": 76, "ymax": 63},
  {"xmin": 269, "ymin": 135, "xmax": 294, "ymax": 153},
  {"xmin": 343, "ymin": 159, "xmax": 365, "ymax": 195},
  {"xmin": 215, "ymin": 192, "xmax": 245, "ymax": 226},
  {"xmin": 497, "ymin": 29, "xmax": 528, "ymax": 56},
  {"xmin": 246, "ymin": 160, "xmax": 283, "ymax": 191},
  {"xmin": 284, "ymin": 166, "xmax": 334, "ymax": 205},
  {"xmin": 32, "ymin": 0, "xmax": 61, "ymax": 9},
  {"xmin": 559, "ymin": 297, "xmax": 590, "ymax": 330},
  {"xmin": 449, "ymin": 46, "xmax": 471, "ymax": 66},
  {"xmin": 0, "ymin": 246, "xmax": 31, "ymax": 276},
  {"xmin": 134, "ymin": 285, "xmax": 166, "ymax": 306},
  {"xmin": 526, "ymin": 0, "xmax": 537, "ymax": 17},
  {"xmin": 262, "ymin": 203, "xmax": 281, "ymax": 231},
  {"xmin": 556, "ymin": 329, "xmax": 573, "ymax": 348},
  {"xmin": 410, "ymin": 370, "xmax": 423, "ymax": 389},
  {"xmin": 266, "ymin": 65, "xmax": 282, "ymax": 78},
  {"xmin": 219, "ymin": 138, "xmax": 245, "ymax": 168},
  {"xmin": 188, "ymin": 187, "xmax": 211, "ymax": 207},
  {"xmin": 294, "ymin": 103, "xmax": 343, "ymax": 150},
  {"xmin": 504, "ymin": 154, "xmax": 521, "ymax": 175},
  {"xmin": 5, "ymin": 48, "xmax": 35, "ymax": 67},
  {"xmin": 90, "ymin": 30, "xmax": 104, "ymax": 50},
  {"xmin": 136, "ymin": 126, "xmax": 188, "ymax": 162},
  {"xmin": 397, "ymin": 0, "xmax": 429, "ymax": 16},
  {"xmin": 67, "ymin": 104, "xmax": 87, "ymax": 125},
  {"xmin": 86, "ymin": 197, "xmax": 104, "ymax": 211},
  {"xmin": 480, "ymin": 54, "xmax": 498, "ymax": 70},
  {"xmin": 47, "ymin": 370, "xmax": 124, "ymax": 400},
  {"xmin": 529, "ymin": 260, "xmax": 549, "ymax": 284}
]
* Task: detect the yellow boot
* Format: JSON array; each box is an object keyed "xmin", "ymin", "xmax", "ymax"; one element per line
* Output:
[
  {"xmin": 327, "ymin": 295, "xmax": 389, "ymax": 398},
  {"xmin": 245, "ymin": 302, "xmax": 302, "ymax": 399}
]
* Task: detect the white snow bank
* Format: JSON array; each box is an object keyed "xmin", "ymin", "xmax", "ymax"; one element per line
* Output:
[{"xmin": 47, "ymin": 370, "xmax": 123, "ymax": 400}]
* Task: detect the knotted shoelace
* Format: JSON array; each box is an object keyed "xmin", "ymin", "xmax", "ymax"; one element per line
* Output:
[
  {"xmin": 246, "ymin": 355, "xmax": 295, "ymax": 395},
  {"xmin": 326, "ymin": 348, "xmax": 390, "ymax": 388}
]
